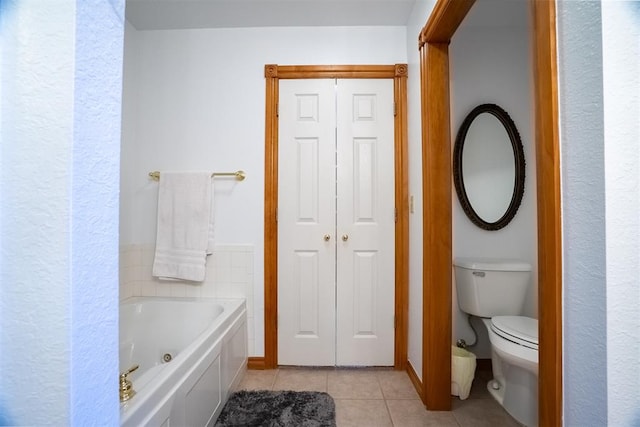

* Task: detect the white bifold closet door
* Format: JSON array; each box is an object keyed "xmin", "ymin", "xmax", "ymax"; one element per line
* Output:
[{"xmin": 277, "ymin": 78, "xmax": 395, "ymax": 366}]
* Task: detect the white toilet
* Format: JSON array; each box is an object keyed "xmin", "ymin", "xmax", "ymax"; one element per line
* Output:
[{"xmin": 454, "ymin": 258, "xmax": 538, "ymax": 427}]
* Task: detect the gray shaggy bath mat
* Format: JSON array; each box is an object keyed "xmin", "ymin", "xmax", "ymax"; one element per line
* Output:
[{"xmin": 215, "ymin": 390, "xmax": 336, "ymax": 427}]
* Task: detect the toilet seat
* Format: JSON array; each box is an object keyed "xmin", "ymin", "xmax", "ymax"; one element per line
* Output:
[{"xmin": 491, "ymin": 316, "xmax": 538, "ymax": 351}]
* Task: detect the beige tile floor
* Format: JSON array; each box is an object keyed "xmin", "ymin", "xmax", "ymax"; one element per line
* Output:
[{"xmin": 236, "ymin": 366, "xmax": 523, "ymax": 426}]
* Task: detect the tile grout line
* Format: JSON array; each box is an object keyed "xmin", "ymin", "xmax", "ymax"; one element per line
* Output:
[
  {"xmin": 375, "ymin": 370, "xmax": 395, "ymax": 426},
  {"xmin": 269, "ymin": 368, "xmax": 279, "ymax": 390},
  {"xmin": 382, "ymin": 395, "xmax": 395, "ymax": 426}
]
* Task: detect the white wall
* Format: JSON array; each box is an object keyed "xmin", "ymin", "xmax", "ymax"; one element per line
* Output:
[
  {"xmin": 556, "ymin": 1, "xmax": 608, "ymax": 425},
  {"xmin": 602, "ymin": 2, "xmax": 640, "ymax": 426},
  {"xmin": 120, "ymin": 25, "xmax": 408, "ymax": 357},
  {"xmin": 405, "ymin": 0, "xmax": 437, "ymax": 381},
  {"xmin": 557, "ymin": 1, "xmax": 640, "ymax": 423},
  {"xmin": 449, "ymin": 9, "xmax": 536, "ymax": 358},
  {"xmin": 0, "ymin": 0, "xmax": 123, "ymax": 424}
]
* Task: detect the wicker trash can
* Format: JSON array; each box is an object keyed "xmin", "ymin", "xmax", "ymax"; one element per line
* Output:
[{"xmin": 451, "ymin": 345, "xmax": 476, "ymax": 400}]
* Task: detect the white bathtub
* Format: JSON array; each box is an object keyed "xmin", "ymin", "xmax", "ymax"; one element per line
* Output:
[{"xmin": 120, "ymin": 297, "xmax": 247, "ymax": 427}]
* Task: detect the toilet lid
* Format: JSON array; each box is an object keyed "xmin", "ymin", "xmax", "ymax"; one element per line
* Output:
[{"xmin": 491, "ymin": 316, "xmax": 538, "ymax": 350}]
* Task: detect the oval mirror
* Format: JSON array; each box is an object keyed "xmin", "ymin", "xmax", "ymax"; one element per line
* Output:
[{"xmin": 453, "ymin": 104, "xmax": 525, "ymax": 230}]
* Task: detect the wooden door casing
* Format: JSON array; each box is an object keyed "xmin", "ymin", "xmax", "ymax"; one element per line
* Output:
[
  {"xmin": 263, "ymin": 64, "xmax": 409, "ymax": 370},
  {"xmin": 418, "ymin": 1, "xmax": 562, "ymax": 424}
]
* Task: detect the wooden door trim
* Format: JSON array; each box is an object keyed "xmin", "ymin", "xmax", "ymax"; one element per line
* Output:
[
  {"xmin": 418, "ymin": 0, "xmax": 563, "ymax": 423},
  {"xmin": 419, "ymin": 0, "xmax": 475, "ymax": 411},
  {"xmin": 531, "ymin": 1, "xmax": 563, "ymax": 424},
  {"xmin": 419, "ymin": 39, "xmax": 456, "ymax": 411},
  {"xmin": 264, "ymin": 64, "xmax": 409, "ymax": 369}
]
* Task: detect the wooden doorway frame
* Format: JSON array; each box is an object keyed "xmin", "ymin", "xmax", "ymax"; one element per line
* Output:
[
  {"xmin": 263, "ymin": 64, "xmax": 410, "ymax": 370},
  {"xmin": 418, "ymin": 0, "xmax": 562, "ymax": 425}
]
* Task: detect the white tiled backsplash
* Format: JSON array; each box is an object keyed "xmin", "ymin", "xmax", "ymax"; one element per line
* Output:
[{"xmin": 120, "ymin": 244, "xmax": 256, "ymax": 355}]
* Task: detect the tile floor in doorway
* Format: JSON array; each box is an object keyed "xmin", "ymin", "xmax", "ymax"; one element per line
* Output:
[{"xmin": 236, "ymin": 366, "xmax": 523, "ymax": 426}]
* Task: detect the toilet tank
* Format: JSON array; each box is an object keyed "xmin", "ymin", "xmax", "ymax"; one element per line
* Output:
[{"xmin": 454, "ymin": 258, "xmax": 532, "ymax": 318}]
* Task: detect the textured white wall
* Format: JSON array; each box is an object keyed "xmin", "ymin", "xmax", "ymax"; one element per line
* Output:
[
  {"xmin": 0, "ymin": 0, "xmax": 123, "ymax": 425},
  {"xmin": 602, "ymin": 2, "xmax": 640, "ymax": 425},
  {"xmin": 449, "ymin": 11, "xmax": 536, "ymax": 358},
  {"xmin": 120, "ymin": 25, "xmax": 407, "ymax": 357},
  {"xmin": 557, "ymin": 1, "xmax": 608, "ymax": 425},
  {"xmin": 70, "ymin": 1, "xmax": 124, "ymax": 423},
  {"xmin": 405, "ymin": 0, "xmax": 437, "ymax": 381},
  {"xmin": 0, "ymin": 2, "xmax": 74, "ymax": 422}
]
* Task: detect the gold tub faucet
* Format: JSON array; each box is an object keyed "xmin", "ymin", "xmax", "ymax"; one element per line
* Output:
[{"xmin": 119, "ymin": 364, "xmax": 139, "ymax": 402}]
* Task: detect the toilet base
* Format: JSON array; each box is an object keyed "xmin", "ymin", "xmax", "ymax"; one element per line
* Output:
[
  {"xmin": 486, "ymin": 378, "xmax": 504, "ymax": 404},
  {"xmin": 486, "ymin": 365, "xmax": 538, "ymax": 427},
  {"xmin": 480, "ymin": 317, "xmax": 538, "ymax": 427}
]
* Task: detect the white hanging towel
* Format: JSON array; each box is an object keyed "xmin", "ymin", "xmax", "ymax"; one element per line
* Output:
[{"xmin": 152, "ymin": 172, "xmax": 212, "ymax": 282}]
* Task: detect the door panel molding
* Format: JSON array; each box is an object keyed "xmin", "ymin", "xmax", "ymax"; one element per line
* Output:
[{"xmin": 264, "ymin": 64, "xmax": 409, "ymax": 369}]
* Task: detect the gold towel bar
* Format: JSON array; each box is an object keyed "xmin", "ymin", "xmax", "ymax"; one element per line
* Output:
[{"xmin": 148, "ymin": 170, "xmax": 246, "ymax": 181}]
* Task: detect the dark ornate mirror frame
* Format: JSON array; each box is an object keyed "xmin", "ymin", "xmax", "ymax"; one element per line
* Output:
[{"xmin": 453, "ymin": 103, "xmax": 525, "ymax": 230}]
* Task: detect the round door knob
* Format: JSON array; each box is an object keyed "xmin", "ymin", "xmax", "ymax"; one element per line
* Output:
[
  {"xmin": 324, "ymin": 234, "xmax": 331, "ymax": 241},
  {"xmin": 342, "ymin": 234, "xmax": 349, "ymax": 241}
]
